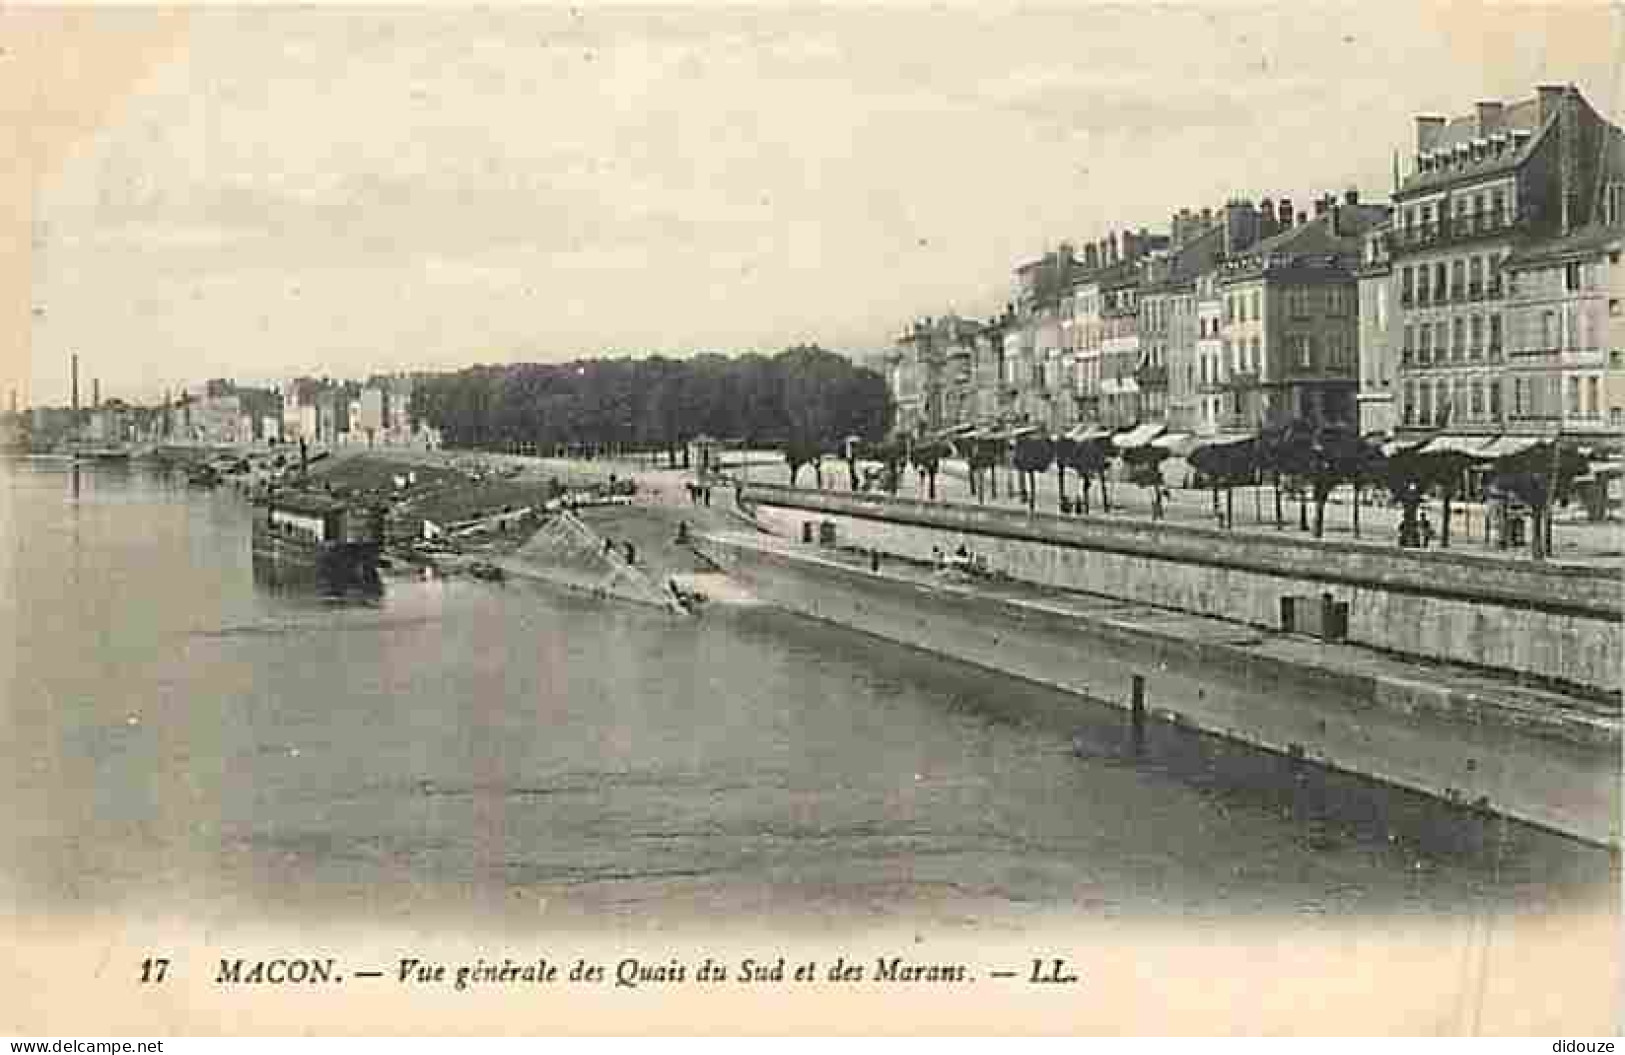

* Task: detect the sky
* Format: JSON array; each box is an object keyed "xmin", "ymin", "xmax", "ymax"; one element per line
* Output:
[{"xmin": 11, "ymin": 3, "xmax": 1624, "ymax": 405}]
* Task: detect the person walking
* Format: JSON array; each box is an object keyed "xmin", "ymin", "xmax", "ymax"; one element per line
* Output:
[{"xmin": 1419, "ymin": 512, "xmax": 1434, "ymax": 549}]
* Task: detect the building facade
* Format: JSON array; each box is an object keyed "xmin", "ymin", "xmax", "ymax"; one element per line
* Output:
[
  {"xmin": 1501, "ymin": 225, "xmax": 1625, "ymax": 445},
  {"xmin": 1356, "ymin": 219, "xmax": 1400, "ymax": 434},
  {"xmin": 1390, "ymin": 84, "xmax": 1624, "ymax": 437},
  {"xmin": 1218, "ymin": 193, "xmax": 1389, "ymax": 429}
]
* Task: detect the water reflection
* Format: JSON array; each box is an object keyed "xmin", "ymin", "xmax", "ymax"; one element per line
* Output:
[{"xmin": 251, "ymin": 555, "xmax": 384, "ymax": 607}]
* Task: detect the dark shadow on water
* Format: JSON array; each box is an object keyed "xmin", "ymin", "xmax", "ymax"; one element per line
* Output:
[
  {"xmin": 252, "ymin": 556, "xmax": 385, "ymax": 609},
  {"xmin": 715, "ymin": 605, "xmax": 1618, "ymax": 900}
]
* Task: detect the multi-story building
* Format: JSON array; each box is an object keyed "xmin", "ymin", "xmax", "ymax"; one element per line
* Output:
[
  {"xmin": 1141, "ymin": 210, "xmax": 1222, "ymax": 430},
  {"xmin": 1355, "ymin": 219, "xmax": 1400, "ymax": 434},
  {"xmin": 886, "ymin": 314, "xmax": 983, "ymax": 434},
  {"xmin": 1389, "ymin": 84, "xmax": 1624, "ymax": 437},
  {"xmin": 1056, "ymin": 230, "xmax": 1165, "ymax": 428},
  {"xmin": 1193, "ymin": 270, "xmax": 1230, "ymax": 435},
  {"xmin": 1006, "ymin": 245, "xmax": 1079, "ymax": 428},
  {"xmin": 970, "ymin": 312, "xmax": 1012, "ymax": 423},
  {"xmin": 1217, "ymin": 192, "xmax": 1389, "ymax": 429},
  {"xmin": 1502, "ymin": 223, "xmax": 1625, "ymax": 445}
]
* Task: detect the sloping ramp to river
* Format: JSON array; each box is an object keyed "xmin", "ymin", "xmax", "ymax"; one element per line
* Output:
[{"xmin": 498, "ymin": 510, "xmax": 686, "ymax": 614}]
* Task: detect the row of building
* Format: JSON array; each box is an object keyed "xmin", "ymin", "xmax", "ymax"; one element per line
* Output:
[
  {"xmin": 15, "ymin": 373, "xmax": 437, "ymax": 449},
  {"xmin": 884, "ymin": 83, "xmax": 1625, "ymax": 450}
]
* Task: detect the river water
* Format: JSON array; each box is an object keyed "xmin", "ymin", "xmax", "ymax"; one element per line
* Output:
[{"xmin": 0, "ymin": 458, "xmax": 1614, "ymax": 932}]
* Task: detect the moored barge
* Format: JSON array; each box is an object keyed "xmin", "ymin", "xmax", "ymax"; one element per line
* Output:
[{"xmin": 252, "ymin": 490, "xmax": 386, "ymax": 577}]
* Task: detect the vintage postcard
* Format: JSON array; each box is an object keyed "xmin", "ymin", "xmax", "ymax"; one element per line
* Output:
[{"xmin": 1, "ymin": 1, "xmax": 1620, "ymax": 1037}]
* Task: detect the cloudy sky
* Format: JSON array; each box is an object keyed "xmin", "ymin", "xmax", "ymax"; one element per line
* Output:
[{"xmin": 14, "ymin": 3, "xmax": 1623, "ymax": 404}]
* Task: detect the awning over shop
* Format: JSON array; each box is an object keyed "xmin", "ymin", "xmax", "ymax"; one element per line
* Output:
[
  {"xmin": 1151, "ymin": 432, "xmax": 1200, "ymax": 456},
  {"xmin": 1420, "ymin": 434, "xmax": 1492, "ymax": 456},
  {"xmin": 930, "ymin": 423, "xmax": 980, "ymax": 442},
  {"xmin": 1099, "ymin": 377, "xmax": 1141, "ymax": 396},
  {"xmin": 1381, "ymin": 437, "xmax": 1428, "ymax": 458},
  {"xmin": 1064, "ymin": 424, "xmax": 1113, "ymax": 442},
  {"xmin": 1111, "ymin": 423, "xmax": 1166, "ymax": 449},
  {"xmin": 1475, "ymin": 435, "xmax": 1546, "ymax": 460}
]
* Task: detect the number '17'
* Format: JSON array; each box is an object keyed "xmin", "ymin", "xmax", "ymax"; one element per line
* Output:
[{"xmin": 140, "ymin": 958, "xmax": 170, "ymax": 984}]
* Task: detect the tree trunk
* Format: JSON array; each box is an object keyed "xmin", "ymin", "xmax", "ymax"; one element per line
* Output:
[
  {"xmin": 847, "ymin": 458, "xmax": 858, "ymax": 491},
  {"xmin": 1101, "ymin": 472, "xmax": 1111, "ymax": 512},
  {"xmin": 1225, "ymin": 486, "xmax": 1234, "ymax": 529},
  {"xmin": 1440, "ymin": 490, "xmax": 1454, "ymax": 548},
  {"xmin": 1057, "ymin": 464, "xmax": 1067, "ymax": 508},
  {"xmin": 1312, "ymin": 485, "xmax": 1327, "ymax": 538},
  {"xmin": 1351, "ymin": 483, "xmax": 1361, "ymax": 538},
  {"xmin": 789, "ymin": 462, "xmax": 801, "ymax": 488},
  {"xmin": 927, "ymin": 469, "xmax": 938, "ymax": 502},
  {"xmin": 1273, "ymin": 476, "xmax": 1284, "ymax": 528},
  {"xmin": 1080, "ymin": 481, "xmax": 1091, "ymax": 515},
  {"xmin": 813, "ymin": 460, "xmax": 823, "ymax": 490}
]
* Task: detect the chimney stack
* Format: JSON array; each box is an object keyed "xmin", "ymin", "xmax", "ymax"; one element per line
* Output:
[
  {"xmin": 1415, "ymin": 115, "xmax": 1447, "ymax": 153},
  {"xmin": 92, "ymin": 378, "xmax": 99, "ymax": 409},
  {"xmin": 71, "ymin": 354, "xmax": 78, "ymax": 415},
  {"xmin": 1475, "ymin": 100, "xmax": 1505, "ymax": 138},
  {"xmin": 1278, "ymin": 199, "xmax": 1293, "ymax": 229}
]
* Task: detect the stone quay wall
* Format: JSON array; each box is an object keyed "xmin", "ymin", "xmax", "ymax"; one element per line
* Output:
[{"xmin": 738, "ymin": 483, "xmax": 1623, "ymax": 698}]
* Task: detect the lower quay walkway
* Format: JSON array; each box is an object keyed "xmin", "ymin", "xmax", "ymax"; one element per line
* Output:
[{"xmin": 697, "ymin": 527, "xmax": 1621, "ymax": 848}]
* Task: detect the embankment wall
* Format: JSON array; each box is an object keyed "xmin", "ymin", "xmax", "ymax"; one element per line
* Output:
[
  {"xmin": 739, "ymin": 483, "xmax": 1622, "ymax": 697},
  {"xmin": 696, "ymin": 533, "xmax": 1619, "ymax": 846}
]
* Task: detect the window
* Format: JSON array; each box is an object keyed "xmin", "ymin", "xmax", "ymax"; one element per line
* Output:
[
  {"xmin": 1612, "ymin": 299, "xmax": 1621, "ymax": 317},
  {"xmin": 1452, "ymin": 317, "xmax": 1465, "ymax": 360},
  {"xmin": 1469, "ymin": 256, "xmax": 1483, "ymax": 296},
  {"xmin": 1402, "ymin": 324, "xmax": 1415, "ymax": 363},
  {"xmin": 1542, "ymin": 311, "xmax": 1556, "ymax": 349},
  {"xmin": 1606, "ymin": 182, "xmax": 1625, "ymax": 227},
  {"xmin": 1489, "ymin": 315, "xmax": 1502, "ymax": 353},
  {"xmin": 1569, "ymin": 376, "xmax": 1581, "ymax": 415},
  {"xmin": 1489, "ymin": 379, "xmax": 1502, "ymax": 420},
  {"xmin": 1587, "ymin": 376, "xmax": 1600, "ymax": 416},
  {"xmin": 1418, "ymin": 324, "xmax": 1432, "ymax": 363},
  {"xmin": 1470, "ymin": 380, "xmax": 1484, "ymax": 417},
  {"xmin": 1565, "ymin": 262, "xmax": 1582, "ymax": 292},
  {"xmin": 1417, "ymin": 268, "xmax": 1431, "ymax": 304},
  {"xmin": 1492, "ymin": 188, "xmax": 1506, "ymax": 225},
  {"xmin": 1297, "ymin": 335, "xmax": 1313, "ymax": 368},
  {"xmin": 1249, "ymin": 336, "xmax": 1260, "ymax": 372},
  {"xmin": 1251, "ymin": 291, "xmax": 1261, "ymax": 321},
  {"xmin": 1514, "ymin": 377, "xmax": 1528, "ymax": 417},
  {"xmin": 1451, "ymin": 260, "xmax": 1466, "ymax": 299},
  {"xmin": 1402, "ymin": 266, "xmax": 1415, "ymax": 305},
  {"xmin": 1434, "ymin": 321, "xmax": 1448, "ymax": 359},
  {"xmin": 1434, "ymin": 262, "xmax": 1447, "ymax": 297},
  {"xmin": 1402, "ymin": 381, "xmax": 1415, "ymax": 424},
  {"xmin": 1419, "ymin": 380, "xmax": 1432, "ymax": 423}
]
